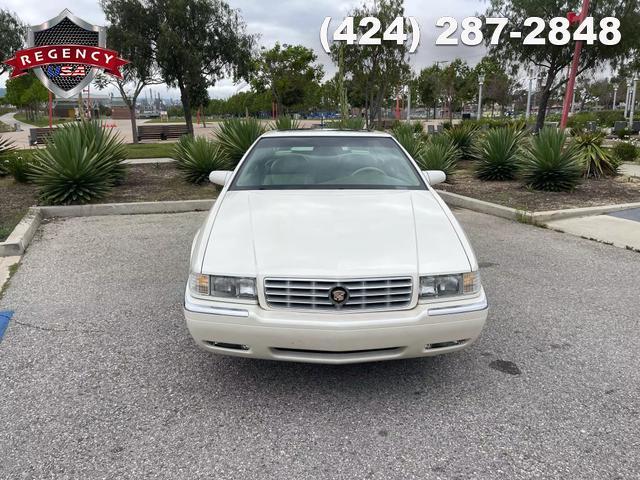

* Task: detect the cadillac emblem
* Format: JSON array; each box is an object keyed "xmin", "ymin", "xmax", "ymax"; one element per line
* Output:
[
  {"xmin": 329, "ymin": 286, "xmax": 349, "ymax": 306},
  {"xmin": 3, "ymin": 10, "xmax": 128, "ymax": 98}
]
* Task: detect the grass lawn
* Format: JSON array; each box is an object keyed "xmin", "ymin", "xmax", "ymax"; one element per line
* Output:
[
  {"xmin": 15, "ymin": 142, "xmax": 177, "ymax": 160},
  {"xmin": 0, "ymin": 163, "xmax": 215, "ymax": 242},
  {"xmin": 14, "ymin": 113, "xmax": 72, "ymax": 128},
  {"xmin": 0, "ymin": 121, "xmax": 12, "ymax": 133},
  {"xmin": 438, "ymin": 160, "xmax": 640, "ymax": 212},
  {"xmin": 125, "ymin": 142, "xmax": 177, "ymax": 159}
]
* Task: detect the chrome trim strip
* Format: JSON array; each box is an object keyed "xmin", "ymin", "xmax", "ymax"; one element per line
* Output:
[
  {"xmin": 428, "ymin": 296, "xmax": 488, "ymax": 316},
  {"xmin": 184, "ymin": 296, "xmax": 249, "ymax": 318}
]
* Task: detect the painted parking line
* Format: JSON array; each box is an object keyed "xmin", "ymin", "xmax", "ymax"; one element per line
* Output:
[
  {"xmin": 0, "ymin": 311, "xmax": 14, "ymax": 343},
  {"xmin": 609, "ymin": 208, "xmax": 640, "ymax": 223}
]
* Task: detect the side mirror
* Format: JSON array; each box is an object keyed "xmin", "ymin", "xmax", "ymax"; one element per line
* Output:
[
  {"xmin": 209, "ymin": 170, "xmax": 232, "ymax": 186},
  {"xmin": 423, "ymin": 170, "xmax": 446, "ymax": 186}
]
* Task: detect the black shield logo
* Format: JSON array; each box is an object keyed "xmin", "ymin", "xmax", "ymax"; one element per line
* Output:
[{"xmin": 27, "ymin": 9, "xmax": 105, "ymax": 98}]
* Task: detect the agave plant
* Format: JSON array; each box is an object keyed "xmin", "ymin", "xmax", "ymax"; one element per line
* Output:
[
  {"xmin": 0, "ymin": 136, "xmax": 16, "ymax": 176},
  {"xmin": 216, "ymin": 118, "xmax": 266, "ymax": 168},
  {"xmin": 30, "ymin": 122, "xmax": 127, "ymax": 204},
  {"xmin": 173, "ymin": 135, "xmax": 229, "ymax": 184},
  {"xmin": 392, "ymin": 122, "xmax": 425, "ymax": 159},
  {"xmin": 414, "ymin": 135, "xmax": 460, "ymax": 178},
  {"xmin": 474, "ymin": 127, "xmax": 525, "ymax": 181},
  {"xmin": 444, "ymin": 122, "xmax": 479, "ymax": 159},
  {"xmin": 519, "ymin": 128, "xmax": 583, "ymax": 192},
  {"xmin": 571, "ymin": 129, "xmax": 619, "ymax": 178},
  {"xmin": 272, "ymin": 116, "xmax": 301, "ymax": 131}
]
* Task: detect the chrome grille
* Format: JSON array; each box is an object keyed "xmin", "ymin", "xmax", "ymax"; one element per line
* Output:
[{"xmin": 264, "ymin": 277, "xmax": 413, "ymax": 311}]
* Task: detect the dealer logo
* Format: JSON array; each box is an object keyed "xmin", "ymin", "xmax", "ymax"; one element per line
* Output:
[{"xmin": 2, "ymin": 9, "xmax": 128, "ymax": 98}]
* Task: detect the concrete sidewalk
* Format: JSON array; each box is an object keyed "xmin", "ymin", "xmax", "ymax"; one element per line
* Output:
[
  {"xmin": 546, "ymin": 208, "xmax": 640, "ymax": 251},
  {"xmin": 123, "ymin": 157, "xmax": 175, "ymax": 165},
  {"xmin": 621, "ymin": 163, "xmax": 640, "ymax": 178}
]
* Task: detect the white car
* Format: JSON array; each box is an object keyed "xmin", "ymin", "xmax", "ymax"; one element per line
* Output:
[{"xmin": 184, "ymin": 130, "xmax": 488, "ymax": 364}]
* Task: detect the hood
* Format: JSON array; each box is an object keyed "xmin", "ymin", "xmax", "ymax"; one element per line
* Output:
[{"xmin": 201, "ymin": 190, "xmax": 472, "ymax": 278}]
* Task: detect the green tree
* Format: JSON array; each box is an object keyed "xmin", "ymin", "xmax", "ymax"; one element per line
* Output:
[
  {"xmin": 5, "ymin": 73, "xmax": 48, "ymax": 120},
  {"xmin": 416, "ymin": 65, "xmax": 444, "ymax": 119},
  {"xmin": 475, "ymin": 56, "xmax": 514, "ymax": 116},
  {"xmin": 0, "ymin": 9, "xmax": 25, "ymax": 75},
  {"xmin": 252, "ymin": 43, "xmax": 324, "ymax": 115},
  {"xmin": 96, "ymin": 0, "xmax": 163, "ymax": 143},
  {"xmin": 484, "ymin": 0, "xmax": 640, "ymax": 130},
  {"xmin": 441, "ymin": 59, "xmax": 475, "ymax": 122},
  {"xmin": 330, "ymin": 0, "xmax": 411, "ymax": 128},
  {"xmin": 151, "ymin": 0, "xmax": 255, "ymax": 134}
]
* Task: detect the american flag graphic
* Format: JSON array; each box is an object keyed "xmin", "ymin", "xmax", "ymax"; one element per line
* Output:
[{"xmin": 59, "ymin": 65, "xmax": 86, "ymax": 76}]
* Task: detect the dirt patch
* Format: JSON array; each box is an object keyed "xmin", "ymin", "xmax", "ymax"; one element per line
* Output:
[
  {"xmin": 439, "ymin": 161, "xmax": 640, "ymax": 212},
  {"xmin": 0, "ymin": 163, "xmax": 216, "ymax": 241}
]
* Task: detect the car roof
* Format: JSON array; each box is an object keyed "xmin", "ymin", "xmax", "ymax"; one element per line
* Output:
[{"xmin": 260, "ymin": 129, "xmax": 393, "ymax": 138}]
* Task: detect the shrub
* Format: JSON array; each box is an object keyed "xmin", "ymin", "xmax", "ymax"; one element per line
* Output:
[
  {"xmin": 519, "ymin": 128, "xmax": 583, "ymax": 192},
  {"xmin": 173, "ymin": 136, "xmax": 229, "ymax": 184},
  {"xmin": 6, "ymin": 154, "xmax": 34, "ymax": 183},
  {"xmin": 612, "ymin": 142, "xmax": 638, "ymax": 163},
  {"xmin": 0, "ymin": 136, "xmax": 16, "ymax": 176},
  {"xmin": 572, "ymin": 130, "xmax": 619, "ymax": 178},
  {"xmin": 326, "ymin": 116, "xmax": 366, "ymax": 130},
  {"xmin": 272, "ymin": 116, "xmax": 301, "ymax": 131},
  {"xmin": 30, "ymin": 122, "xmax": 127, "ymax": 204},
  {"xmin": 216, "ymin": 118, "xmax": 266, "ymax": 168},
  {"xmin": 414, "ymin": 135, "xmax": 459, "ymax": 178},
  {"xmin": 474, "ymin": 127, "xmax": 525, "ymax": 181},
  {"xmin": 392, "ymin": 122, "xmax": 425, "ymax": 159},
  {"xmin": 444, "ymin": 122, "xmax": 479, "ymax": 159}
]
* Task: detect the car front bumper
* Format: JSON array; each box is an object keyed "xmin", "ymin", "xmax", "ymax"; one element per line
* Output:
[{"xmin": 183, "ymin": 288, "xmax": 488, "ymax": 364}]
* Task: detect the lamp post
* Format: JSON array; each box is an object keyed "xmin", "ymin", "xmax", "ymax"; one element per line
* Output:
[
  {"xmin": 477, "ymin": 74, "xmax": 485, "ymax": 121},
  {"xmin": 628, "ymin": 77, "xmax": 638, "ymax": 130},
  {"xmin": 612, "ymin": 85, "xmax": 618, "ymax": 110},
  {"xmin": 525, "ymin": 72, "xmax": 537, "ymax": 120},
  {"xmin": 625, "ymin": 79, "xmax": 633, "ymax": 119}
]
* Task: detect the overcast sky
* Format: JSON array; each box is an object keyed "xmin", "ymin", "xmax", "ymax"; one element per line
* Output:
[{"xmin": 0, "ymin": 0, "xmax": 490, "ymax": 98}]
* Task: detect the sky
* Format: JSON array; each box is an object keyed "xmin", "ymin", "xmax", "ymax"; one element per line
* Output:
[{"xmin": 0, "ymin": 0, "xmax": 489, "ymax": 99}]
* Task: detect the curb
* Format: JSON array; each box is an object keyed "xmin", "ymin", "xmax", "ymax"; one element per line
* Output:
[
  {"xmin": 0, "ymin": 199, "xmax": 215, "ymax": 257},
  {"xmin": 436, "ymin": 190, "xmax": 640, "ymax": 226},
  {"xmin": 435, "ymin": 190, "xmax": 532, "ymax": 222}
]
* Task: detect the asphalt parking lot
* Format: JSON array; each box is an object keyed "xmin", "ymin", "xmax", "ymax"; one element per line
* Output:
[{"xmin": 1, "ymin": 209, "xmax": 639, "ymax": 479}]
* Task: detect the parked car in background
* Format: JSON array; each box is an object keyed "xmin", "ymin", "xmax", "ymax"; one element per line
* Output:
[{"xmin": 184, "ymin": 130, "xmax": 488, "ymax": 364}]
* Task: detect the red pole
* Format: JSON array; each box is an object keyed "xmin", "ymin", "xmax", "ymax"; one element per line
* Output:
[
  {"xmin": 48, "ymin": 91, "xmax": 53, "ymax": 129},
  {"xmin": 395, "ymin": 93, "xmax": 400, "ymax": 120},
  {"xmin": 560, "ymin": 0, "xmax": 590, "ymax": 129}
]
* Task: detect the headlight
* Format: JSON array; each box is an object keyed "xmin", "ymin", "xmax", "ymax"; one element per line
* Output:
[
  {"xmin": 419, "ymin": 272, "xmax": 480, "ymax": 299},
  {"xmin": 189, "ymin": 273, "xmax": 257, "ymax": 300}
]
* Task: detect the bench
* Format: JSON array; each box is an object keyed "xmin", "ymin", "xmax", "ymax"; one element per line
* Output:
[
  {"xmin": 137, "ymin": 124, "xmax": 190, "ymax": 141},
  {"xmin": 29, "ymin": 127, "xmax": 57, "ymax": 146}
]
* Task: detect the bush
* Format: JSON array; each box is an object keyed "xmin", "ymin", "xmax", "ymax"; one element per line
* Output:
[
  {"xmin": 474, "ymin": 127, "xmax": 525, "ymax": 181},
  {"xmin": 6, "ymin": 154, "xmax": 34, "ymax": 183},
  {"xmin": 414, "ymin": 135, "xmax": 459, "ymax": 178},
  {"xmin": 444, "ymin": 122, "xmax": 479, "ymax": 159},
  {"xmin": 272, "ymin": 116, "xmax": 301, "ymax": 131},
  {"xmin": 173, "ymin": 136, "xmax": 229, "ymax": 184},
  {"xmin": 392, "ymin": 122, "xmax": 424, "ymax": 159},
  {"xmin": 572, "ymin": 130, "xmax": 619, "ymax": 178},
  {"xmin": 0, "ymin": 136, "xmax": 16, "ymax": 176},
  {"xmin": 519, "ymin": 128, "xmax": 583, "ymax": 192},
  {"xmin": 216, "ymin": 118, "xmax": 266, "ymax": 168},
  {"xmin": 326, "ymin": 116, "xmax": 366, "ymax": 130},
  {"xmin": 30, "ymin": 122, "xmax": 127, "ymax": 204},
  {"xmin": 612, "ymin": 142, "xmax": 638, "ymax": 163}
]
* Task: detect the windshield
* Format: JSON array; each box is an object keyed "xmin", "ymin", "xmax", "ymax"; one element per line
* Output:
[{"xmin": 230, "ymin": 136, "xmax": 426, "ymax": 190}]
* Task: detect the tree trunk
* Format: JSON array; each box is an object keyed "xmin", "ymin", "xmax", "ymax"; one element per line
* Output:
[
  {"xmin": 129, "ymin": 104, "xmax": 138, "ymax": 144},
  {"xmin": 534, "ymin": 76, "xmax": 556, "ymax": 131},
  {"xmin": 180, "ymin": 84, "xmax": 194, "ymax": 135}
]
